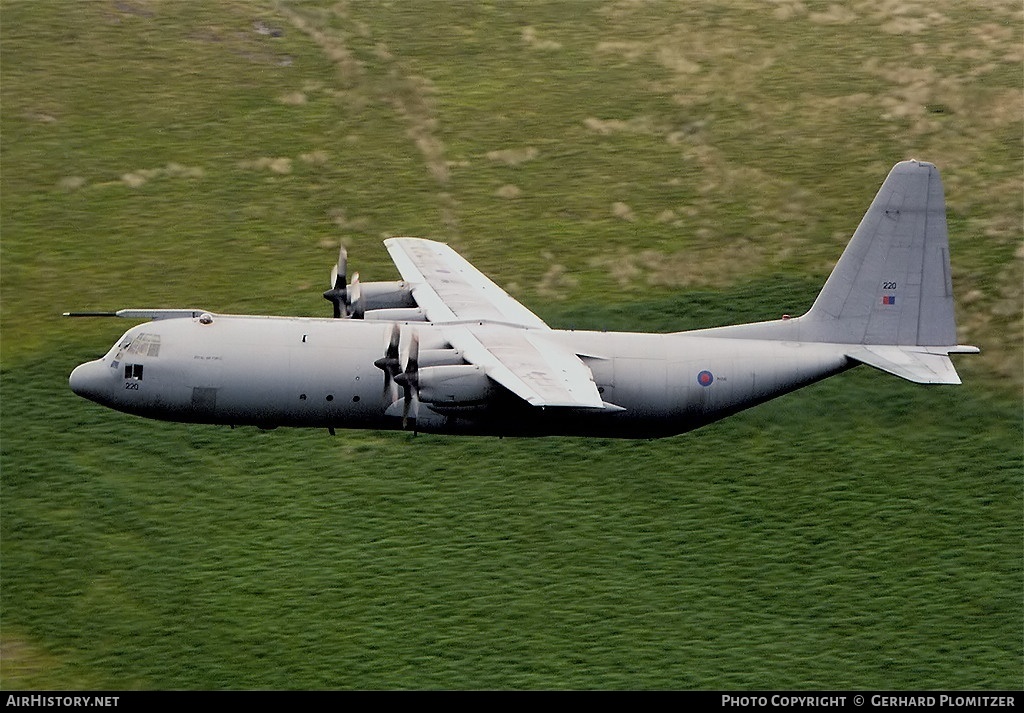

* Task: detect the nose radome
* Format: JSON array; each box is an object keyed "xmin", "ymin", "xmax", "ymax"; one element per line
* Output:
[{"xmin": 69, "ymin": 360, "xmax": 111, "ymax": 403}]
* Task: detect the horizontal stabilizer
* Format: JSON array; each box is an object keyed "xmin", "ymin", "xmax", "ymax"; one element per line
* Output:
[{"xmin": 845, "ymin": 345, "xmax": 979, "ymax": 384}]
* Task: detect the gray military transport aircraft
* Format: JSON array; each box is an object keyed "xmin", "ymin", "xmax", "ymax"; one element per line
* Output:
[{"xmin": 68, "ymin": 160, "xmax": 978, "ymax": 438}]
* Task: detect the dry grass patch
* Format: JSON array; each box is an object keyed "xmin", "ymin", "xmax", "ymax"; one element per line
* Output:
[
  {"xmin": 278, "ymin": 4, "xmax": 362, "ymax": 84},
  {"xmin": 611, "ymin": 201, "xmax": 635, "ymax": 221},
  {"xmin": 536, "ymin": 258, "xmax": 578, "ymax": 300},
  {"xmin": 589, "ymin": 241, "xmax": 774, "ymax": 291},
  {"xmin": 486, "ymin": 147, "xmax": 539, "ymax": 166},
  {"xmin": 120, "ymin": 163, "xmax": 205, "ymax": 188},
  {"xmin": 328, "ymin": 207, "xmax": 370, "ymax": 232},
  {"xmin": 299, "ymin": 149, "xmax": 329, "ymax": 166},
  {"xmin": 809, "ymin": 5, "xmax": 860, "ymax": 25},
  {"xmin": 387, "ymin": 73, "xmax": 449, "ymax": 184},
  {"xmin": 583, "ymin": 116, "xmax": 666, "ymax": 136},
  {"xmin": 57, "ymin": 176, "xmax": 86, "ymax": 192},
  {"xmin": 238, "ymin": 156, "xmax": 292, "ymax": 174},
  {"xmin": 521, "ymin": 26, "xmax": 562, "ymax": 51},
  {"xmin": 278, "ymin": 90, "xmax": 307, "ymax": 105}
]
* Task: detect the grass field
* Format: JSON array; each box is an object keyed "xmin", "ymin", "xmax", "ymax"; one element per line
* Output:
[{"xmin": 2, "ymin": 0, "xmax": 1021, "ymax": 690}]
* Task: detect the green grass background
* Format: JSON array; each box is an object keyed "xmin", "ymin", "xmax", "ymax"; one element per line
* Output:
[{"xmin": 2, "ymin": 0, "xmax": 1020, "ymax": 689}]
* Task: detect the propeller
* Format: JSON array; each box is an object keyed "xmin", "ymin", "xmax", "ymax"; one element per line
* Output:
[
  {"xmin": 322, "ymin": 244, "xmax": 365, "ymax": 318},
  {"xmin": 373, "ymin": 323, "xmax": 402, "ymax": 404},
  {"xmin": 322, "ymin": 244, "xmax": 349, "ymax": 318},
  {"xmin": 393, "ymin": 330, "xmax": 419, "ymax": 430}
]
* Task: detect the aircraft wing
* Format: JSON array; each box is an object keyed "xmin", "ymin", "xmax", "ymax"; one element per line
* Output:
[
  {"xmin": 443, "ymin": 324, "xmax": 607, "ymax": 409},
  {"xmin": 384, "ymin": 237, "xmax": 608, "ymax": 409},
  {"xmin": 385, "ymin": 237, "xmax": 549, "ymax": 328}
]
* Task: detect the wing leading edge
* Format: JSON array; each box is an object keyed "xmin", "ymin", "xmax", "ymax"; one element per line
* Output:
[{"xmin": 384, "ymin": 237, "xmax": 609, "ymax": 410}]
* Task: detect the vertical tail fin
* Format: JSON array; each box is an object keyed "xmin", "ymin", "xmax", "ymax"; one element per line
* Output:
[
  {"xmin": 801, "ymin": 160, "xmax": 978, "ymax": 383},
  {"xmin": 804, "ymin": 159, "xmax": 957, "ymax": 346}
]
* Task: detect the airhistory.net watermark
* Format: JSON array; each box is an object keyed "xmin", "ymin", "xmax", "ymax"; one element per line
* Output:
[{"xmin": 5, "ymin": 696, "xmax": 118, "ymax": 708}]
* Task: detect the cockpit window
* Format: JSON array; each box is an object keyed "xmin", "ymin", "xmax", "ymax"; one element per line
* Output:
[
  {"xmin": 126, "ymin": 333, "xmax": 161, "ymax": 357},
  {"xmin": 124, "ymin": 364, "xmax": 144, "ymax": 380}
]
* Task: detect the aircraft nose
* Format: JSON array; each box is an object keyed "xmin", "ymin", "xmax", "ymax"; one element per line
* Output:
[{"xmin": 69, "ymin": 360, "xmax": 112, "ymax": 403}]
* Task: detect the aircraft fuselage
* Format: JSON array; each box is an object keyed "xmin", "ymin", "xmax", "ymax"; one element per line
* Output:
[{"xmin": 70, "ymin": 314, "xmax": 852, "ymax": 438}]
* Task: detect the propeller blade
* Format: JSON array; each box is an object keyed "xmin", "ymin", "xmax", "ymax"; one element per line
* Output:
[
  {"xmin": 323, "ymin": 244, "xmax": 349, "ymax": 318},
  {"xmin": 402, "ymin": 391, "xmax": 412, "ymax": 430},
  {"xmin": 387, "ymin": 322, "xmax": 401, "ymax": 358},
  {"xmin": 373, "ymin": 323, "xmax": 402, "ymax": 404},
  {"xmin": 349, "ymin": 273, "xmax": 364, "ymax": 319},
  {"xmin": 334, "ymin": 244, "xmax": 348, "ymax": 290},
  {"xmin": 404, "ymin": 330, "xmax": 419, "ymax": 375},
  {"xmin": 395, "ymin": 330, "xmax": 419, "ymax": 429}
]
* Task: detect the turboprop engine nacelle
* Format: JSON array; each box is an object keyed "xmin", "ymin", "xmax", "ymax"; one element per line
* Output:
[
  {"xmin": 358, "ymin": 281, "xmax": 417, "ymax": 311},
  {"xmin": 417, "ymin": 365, "xmax": 496, "ymax": 406}
]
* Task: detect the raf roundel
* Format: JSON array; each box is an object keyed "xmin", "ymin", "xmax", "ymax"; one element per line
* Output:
[{"xmin": 697, "ymin": 370, "xmax": 714, "ymax": 387}]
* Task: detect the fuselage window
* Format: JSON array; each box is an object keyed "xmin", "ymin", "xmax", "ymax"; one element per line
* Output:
[{"xmin": 124, "ymin": 364, "xmax": 144, "ymax": 380}]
